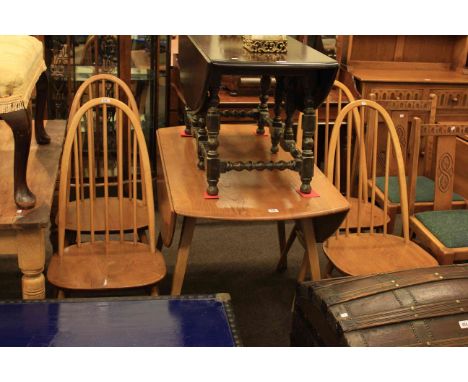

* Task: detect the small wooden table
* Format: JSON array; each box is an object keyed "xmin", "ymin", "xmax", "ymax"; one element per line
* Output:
[
  {"xmin": 156, "ymin": 125, "xmax": 350, "ymax": 295},
  {"xmin": 0, "ymin": 120, "xmax": 65, "ymax": 299},
  {"xmin": 0, "ymin": 294, "xmax": 240, "ymax": 346}
]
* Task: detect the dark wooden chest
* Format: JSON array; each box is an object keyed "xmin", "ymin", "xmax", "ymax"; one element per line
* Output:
[{"xmin": 291, "ymin": 265, "xmax": 468, "ymax": 346}]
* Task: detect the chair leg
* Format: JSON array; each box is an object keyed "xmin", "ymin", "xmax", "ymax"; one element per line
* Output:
[
  {"xmin": 156, "ymin": 232, "xmax": 163, "ymax": 251},
  {"xmin": 324, "ymin": 258, "xmax": 334, "ymax": 279},
  {"xmin": 57, "ymin": 289, "xmax": 65, "ymax": 299},
  {"xmin": 276, "ymin": 222, "xmax": 298, "ymax": 272},
  {"xmin": 277, "ymin": 220, "xmax": 286, "ymax": 254},
  {"xmin": 436, "ymin": 253, "xmax": 456, "ymax": 265},
  {"xmin": 150, "ymin": 285, "xmax": 159, "ymax": 296},
  {"xmin": 34, "ymin": 72, "xmax": 51, "ymax": 145},
  {"xmin": 387, "ymin": 210, "xmax": 397, "ymax": 234},
  {"xmin": 2, "ymin": 108, "xmax": 36, "ymax": 209},
  {"xmin": 138, "ymin": 228, "xmax": 149, "ymax": 244}
]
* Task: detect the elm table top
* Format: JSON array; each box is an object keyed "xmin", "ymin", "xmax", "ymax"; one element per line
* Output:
[
  {"xmin": 156, "ymin": 125, "xmax": 350, "ymax": 247},
  {"xmin": 0, "ymin": 294, "xmax": 240, "ymax": 347}
]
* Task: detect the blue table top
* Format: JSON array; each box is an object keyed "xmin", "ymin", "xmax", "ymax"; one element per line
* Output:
[{"xmin": 0, "ymin": 294, "xmax": 240, "ymax": 347}]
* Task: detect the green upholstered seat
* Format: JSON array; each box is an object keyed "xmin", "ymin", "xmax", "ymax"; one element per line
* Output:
[
  {"xmin": 375, "ymin": 176, "xmax": 465, "ymax": 204},
  {"xmin": 414, "ymin": 210, "xmax": 468, "ymax": 248}
]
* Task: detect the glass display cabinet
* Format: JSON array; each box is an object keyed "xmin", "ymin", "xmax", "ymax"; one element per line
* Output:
[{"xmin": 44, "ymin": 35, "xmax": 170, "ymax": 162}]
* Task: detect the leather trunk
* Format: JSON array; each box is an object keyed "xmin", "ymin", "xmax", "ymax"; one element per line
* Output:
[{"xmin": 291, "ymin": 265, "xmax": 468, "ymax": 346}]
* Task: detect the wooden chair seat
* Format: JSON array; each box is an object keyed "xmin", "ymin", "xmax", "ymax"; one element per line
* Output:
[
  {"xmin": 47, "ymin": 241, "xmax": 166, "ymax": 290},
  {"xmin": 340, "ymin": 198, "xmax": 389, "ymax": 229},
  {"xmin": 324, "ymin": 234, "xmax": 438, "ymax": 276},
  {"xmin": 64, "ymin": 197, "xmax": 149, "ymax": 232}
]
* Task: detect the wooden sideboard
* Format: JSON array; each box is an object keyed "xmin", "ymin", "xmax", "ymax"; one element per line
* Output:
[{"xmin": 338, "ymin": 36, "xmax": 468, "ymax": 121}]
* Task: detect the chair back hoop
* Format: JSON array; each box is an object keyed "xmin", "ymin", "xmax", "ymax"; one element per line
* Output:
[
  {"xmin": 408, "ymin": 120, "xmax": 468, "ymax": 214},
  {"xmin": 68, "ymin": 74, "xmax": 139, "ymax": 121},
  {"xmin": 58, "ymin": 97, "xmax": 155, "ymax": 255},
  {"xmin": 327, "ymin": 99, "xmax": 410, "ymax": 240}
]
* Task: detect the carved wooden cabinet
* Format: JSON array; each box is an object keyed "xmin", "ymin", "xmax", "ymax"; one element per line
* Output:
[{"xmin": 338, "ymin": 36, "xmax": 468, "ymax": 121}]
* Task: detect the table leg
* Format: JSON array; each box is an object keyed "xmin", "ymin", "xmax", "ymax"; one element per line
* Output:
[
  {"xmin": 171, "ymin": 216, "xmax": 197, "ymax": 295},
  {"xmin": 256, "ymin": 75, "xmax": 270, "ymax": 135},
  {"xmin": 300, "ymin": 83, "xmax": 315, "ymax": 194},
  {"xmin": 34, "ymin": 71, "xmax": 51, "ymax": 145},
  {"xmin": 298, "ymin": 219, "xmax": 321, "ymax": 282},
  {"xmin": 206, "ymin": 84, "xmax": 221, "ymax": 196},
  {"xmin": 2, "ymin": 109, "xmax": 36, "ymax": 209},
  {"xmin": 17, "ymin": 228, "xmax": 46, "ymax": 299},
  {"xmin": 270, "ymin": 76, "xmax": 284, "ymax": 154}
]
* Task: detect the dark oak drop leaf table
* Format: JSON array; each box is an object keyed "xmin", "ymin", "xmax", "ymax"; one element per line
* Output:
[
  {"xmin": 179, "ymin": 35, "xmax": 339, "ymax": 196},
  {"xmin": 156, "ymin": 125, "xmax": 350, "ymax": 295}
]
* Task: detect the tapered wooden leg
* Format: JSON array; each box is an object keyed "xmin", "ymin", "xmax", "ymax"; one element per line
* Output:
[
  {"xmin": 57, "ymin": 289, "xmax": 65, "ymax": 299},
  {"xmin": 324, "ymin": 258, "xmax": 334, "ymax": 278},
  {"xmin": 138, "ymin": 228, "xmax": 149, "ymax": 244},
  {"xmin": 276, "ymin": 221, "xmax": 298, "ymax": 272},
  {"xmin": 297, "ymin": 251, "xmax": 309, "ymax": 282},
  {"xmin": 150, "ymin": 285, "xmax": 159, "ymax": 296},
  {"xmin": 171, "ymin": 216, "xmax": 197, "ymax": 295},
  {"xmin": 156, "ymin": 232, "xmax": 163, "ymax": 251},
  {"xmin": 17, "ymin": 228, "xmax": 46, "ymax": 299},
  {"xmin": 300, "ymin": 218, "xmax": 321, "ymax": 281},
  {"xmin": 2, "ymin": 108, "xmax": 36, "ymax": 209},
  {"xmin": 34, "ymin": 72, "xmax": 51, "ymax": 145},
  {"xmin": 277, "ymin": 220, "xmax": 286, "ymax": 252}
]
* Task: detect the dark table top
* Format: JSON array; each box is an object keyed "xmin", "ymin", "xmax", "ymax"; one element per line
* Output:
[
  {"xmin": 179, "ymin": 35, "xmax": 339, "ymax": 113},
  {"xmin": 0, "ymin": 294, "xmax": 240, "ymax": 346}
]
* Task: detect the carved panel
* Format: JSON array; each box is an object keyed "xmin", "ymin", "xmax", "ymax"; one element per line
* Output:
[
  {"xmin": 421, "ymin": 124, "xmax": 468, "ymax": 136},
  {"xmin": 377, "ymin": 99, "xmax": 433, "ymax": 111},
  {"xmin": 437, "ymin": 152, "xmax": 454, "ymax": 193},
  {"xmin": 431, "ymin": 89, "xmax": 468, "ymax": 109},
  {"xmin": 369, "ymin": 88, "xmax": 424, "ymax": 101}
]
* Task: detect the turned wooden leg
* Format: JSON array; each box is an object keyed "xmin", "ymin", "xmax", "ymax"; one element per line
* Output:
[
  {"xmin": 17, "ymin": 228, "xmax": 46, "ymax": 299},
  {"xmin": 270, "ymin": 76, "xmax": 285, "ymax": 154},
  {"xmin": 206, "ymin": 84, "xmax": 221, "ymax": 196},
  {"xmin": 2, "ymin": 108, "xmax": 36, "ymax": 209},
  {"xmin": 34, "ymin": 72, "xmax": 51, "ymax": 145},
  {"xmin": 171, "ymin": 216, "xmax": 197, "ymax": 295},
  {"xmin": 299, "ymin": 79, "xmax": 316, "ymax": 194},
  {"xmin": 256, "ymin": 75, "xmax": 271, "ymax": 135}
]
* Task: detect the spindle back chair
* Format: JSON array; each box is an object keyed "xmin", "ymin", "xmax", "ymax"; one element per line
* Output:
[
  {"xmin": 322, "ymin": 99, "xmax": 437, "ymax": 277},
  {"xmin": 47, "ymin": 97, "xmax": 166, "ymax": 295},
  {"xmin": 277, "ymin": 81, "xmax": 378, "ymax": 272}
]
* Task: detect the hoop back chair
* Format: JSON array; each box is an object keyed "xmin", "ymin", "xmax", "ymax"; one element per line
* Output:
[
  {"xmin": 63, "ymin": 74, "xmax": 150, "ymax": 241},
  {"xmin": 408, "ymin": 119, "xmax": 468, "ymax": 265},
  {"xmin": 277, "ymin": 82, "xmax": 386, "ymax": 272},
  {"xmin": 369, "ymin": 94, "xmax": 465, "ymax": 233},
  {"xmin": 322, "ymin": 99, "xmax": 437, "ymax": 276},
  {"xmin": 47, "ymin": 97, "xmax": 166, "ymax": 295},
  {"xmin": 69, "ymin": 73, "xmax": 139, "ymax": 119}
]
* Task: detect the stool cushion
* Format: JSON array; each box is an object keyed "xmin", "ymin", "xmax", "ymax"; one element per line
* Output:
[
  {"xmin": 376, "ymin": 175, "xmax": 465, "ymax": 204},
  {"xmin": 0, "ymin": 36, "xmax": 46, "ymax": 113},
  {"xmin": 415, "ymin": 210, "xmax": 468, "ymax": 248}
]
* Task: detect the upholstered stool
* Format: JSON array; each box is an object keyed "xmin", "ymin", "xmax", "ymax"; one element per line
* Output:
[{"xmin": 0, "ymin": 35, "xmax": 50, "ymax": 209}]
